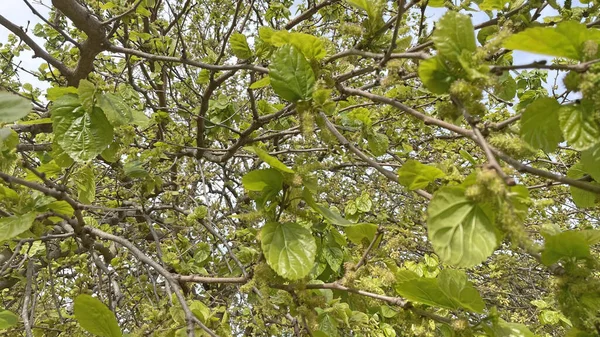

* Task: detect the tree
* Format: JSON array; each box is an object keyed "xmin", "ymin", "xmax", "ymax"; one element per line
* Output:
[{"xmin": 0, "ymin": 0, "xmax": 599, "ymax": 336}]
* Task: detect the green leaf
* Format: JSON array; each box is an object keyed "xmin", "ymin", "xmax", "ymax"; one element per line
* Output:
[
  {"xmin": 46, "ymin": 86, "xmax": 78, "ymax": 101},
  {"xmin": 0, "ymin": 213, "xmax": 37, "ymax": 242},
  {"xmin": 0, "ymin": 309, "xmax": 19, "ymax": 330},
  {"xmin": 323, "ymin": 245, "xmax": 344, "ymax": 271},
  {"xmin": 52, "ymin": 101, "xmax": 114, "ymax": 162},
  {"xmin": 303, "ymin": 188, "xmax": 356, "ymax": 226},
  {"xmin": 73, "ymin": 294, "xmax": 122, "ymax": 337},
  {"xmin": 242, "ymin": 168, "xmax": 283, "ymax": 192},
  {"xmin": 244, "ymin": 146, "xmax": 294, "ymax": 173},
  {"xmin": 437, "ymin": 269, "xmax": 485, "ymax": 313},
  {"xmin": 504, "ymin": 21, "xmax": 600, "ymax": 61},
  {"xmin": 78, "ymin": 79, "xmax": 96, "ymax": 111},
  {"xmin": 395, "ymin": 269, "xmax": 485, "ymax": 313},
  {"xmin": 345, "ymin": 223, "xmax": 378, "ymax": 245},
  {"xmin": 189, "ymin": 300, "xmax": 210, "ymax": 323},
  {"xmin": 520, "ymin": 97, "xmax": 563, "ymax": 152},
  {"xmin": 230, "ymin": 33, "xmax": 253, "ymax": 59},
  {"xmin": 427, "ymin": 187, "xmax": 499, "ymax": 267},
  {"xmin": 542, "ymin": 231, "xmax": 591, "ymax": 265},
  {"xmin": 0, "ymin": 92, "xmax": 31, "ymax": 123},
  {"xmin": 418, "ymin": 56, "xmax": 457, "ymax": 94},
  {"xmin": 270, "ymin": 31, "xmax": 326, "ymax": 60},
  {"xmin": 249, "ymin": 76, "xmax": 270, "ymax": 89},
  {"xmin": 123, "ymin": 160, "xmax": 148, "ymax": 178},
  {"xmin": 432, "ymin": 12, "xmax": 476, "ymax": 62},
  {"xmin": 0, "ymin": 128, "xmax": 19, "ymax": 151},
  {"xmin": 558, "ymin": 100, "xmax": 600, "ymax": 151},
  {"xmin": 581, "ymin": 143, "xmax": 600, "ymax": 181},
  {"xmin": 398, "ymin": 160, "xmax": 446, "ymax": 190},
  {"xmin": 269, "ymin": 44, "xmax": 315, "ymax": 102},
  {"xmin": 494, "ymin": 72, "xmax": 517, "ymax": 101},
  {"xmin": 75, "ymin": 165, "xmax": 96, "ymax": 204},
  {"xmin": 97, "ymin": 93, "xmax": 133, "ymax": 127},
  {"xmin": 567, "ymin": 163, "xmax": 598, "ymax": 208},
  {"xmin": 491, "ymin": 319, "xmax": 537, "ymax": 337},
  {"xmin": 366, "ymin": 132, "xmax": 389, "ymax": 156},
  {"xmin": 261, "ymin": 222, "xmax": 316, "ymax": 280}
]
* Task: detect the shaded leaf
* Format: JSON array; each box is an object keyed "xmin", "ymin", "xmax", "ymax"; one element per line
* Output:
[
  {"xmin": 269, "ymin": 44, "xmax": 315, "ymax": 102},
  {"xmin": 0, "ymin": 92, "xmax": 31, "ymax": 123}
]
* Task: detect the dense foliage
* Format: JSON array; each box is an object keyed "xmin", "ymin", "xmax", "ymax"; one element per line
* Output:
[{"xmin": 1, "ymin": 0, "xmax": 600, "ymax": 336}]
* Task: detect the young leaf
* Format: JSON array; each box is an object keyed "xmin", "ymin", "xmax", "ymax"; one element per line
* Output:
[
  {"xmin": 261, "ymin": 222, "xmax": 316, "ymax": 280},
  {"xmin": 244, "ymin": 146, "xmax": 294, "ymax": 173},
  {"xmin": 418, "ymin": 56, "xmax": 457, "ymax": 94},
  {"xmin": 78, "ymin": 79, "xmax": 96, "ymax": 111},
  {"xmin": 432, "ymin": 11, "xmax": 476, "ymax": 62},
  {"xmin": 230, "ymin": 32, "xmax": 253, "ymax": 59},
  {"xmin": 249, "ymin": 76, "xmax": 270, "ymax": 89},
  {"xmin": 0, "ymin": 92, "xmax": 31, "ymax": 123},
  {"xmin": 344, "ymin": 223, "xmax": 378, "ymax": 245},
  {"xmin": 542, "ymin": 231, "xmax": 591, "ymax": 265},
  {"xmin": 0, "ymin": 213, "xmax": 37, "ymax": 242},
  {"xmin": 520, "ymin": 97, "xmax": 563, "ymax": 152},
  {"xmin": 74, "ymin": 165, "xmax": 96, "ymax": 204},
  {"xmin": 398, "ymin": 160, "xmax": 445, "ymax": 190},
  {"xmin": 437, "ymin": 269, "xmax": 485, "ymax": 313},
  {"xmin": 242, "ymin": 168, "xmax": 283, "ymax": 192},
  {"xmin": 0, "ymin": 309, "xmax": 18, "ymax": 330},
  {"xmin": 270, "ymin": 31, "xmax": 326, "ymax": 60},
  {"xmin": 581, "ymin": 143, "xmax": 600, "ymax": 181},
  {"xmin": 558, "ymin": 100, "xmax": 600, "ymax": 151},
  {"xmin": 504, "ymin": 21, "xmax": 600, "ymax": 61},
  {"xmin": 395, "ymin": 269, "xmax": 485, "ymax": 313},
  {"xmin": 73, "ymin": 294, "xmax": 122, "ymax": 337},
  {"xmin": 366, "ymin": 132, "xmax": 389, "ymax": 156},
  {"xmin": 567, "ymin": 163, "xmax": 598, "ymax": 208},
  {"xmin": 427, "ymin": 187, "xmax": 499, "ymax": 267},
  {"xmin": 268, "ymin": 44, "xmax": 315, "ymax": 102}
]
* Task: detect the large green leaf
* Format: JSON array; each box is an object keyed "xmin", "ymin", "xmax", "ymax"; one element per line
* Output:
[
  {"xmin": 0, "ymin": 92, "xmax": 31, "ymax": 123},
  {"xmin": 567, "ymin": 162, "xmax": 598, "ymax": 208},
  {"xmin": 418, "ymin": 56, "xmax": 457, "ymax": 94},
  {"xmin": 242, "ymin": 168, "xmax": 283, "ymax": 192},
  {"xmin": 73, "ymin": 294, "xmax": 122, "ymax": 337},
  {"xmin": 269, "ymin": 44, "xmax": 315, "ymax": 102},
  {"xmin": 230, "ymin": 32, "xmax": 253, "ymax": 59},
  {"xmin": 504, "ymin": 21, "xmax": 600, "ymax": 61},
  {"xmin": 261, "ymin": 222, "xmax": 316, "ymax": 280},
  {"xmin": 581, "ymin": 143, "xmax": 600, "ymax": 182},
  {"xmin": 0, "ymin": 213, "xmax": 37, "ymax": 242},
  {"xmin": 427, "ymin": 187, "xmax": 499, "ymax": 267},
  {"xmin": 0, "ymin": 309, "xmax": 18, "ymax": 330},
  {"xmin": 542, "ymin": 231, "xmax": 591, "ymax": 265},
  {"xmin": 52, "ymin": 99, "xmax": 114, "ymax": 162},
  {"xmin": 394, "ymin": 269, "xmax": 485, "ymax": 313},
  {"xmin": 244, "ymin": 146, "xmax": 294, "ymax": 173},
  {"xmin": 558, "ymin": 100, "xmax": 600, "ymax": 151},
  {"xmin": 398, "ymin": 159, "xmax": 446, "ymax": 190},
  {"xmin": 520, "ymin": 97, "xmax": 563, "ymax": 152},
  {"xmin": 432, "ymin": 11, "xmax": 476, "ymax": 62},
  {"xmin": 97, "ymin": 93, "xmax": 133, "ymax": 127}
]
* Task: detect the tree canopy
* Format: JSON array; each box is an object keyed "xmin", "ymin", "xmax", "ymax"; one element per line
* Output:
[{"xmin": 1, "ymin": 0, "xmax": 600, "ymax": 336}]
